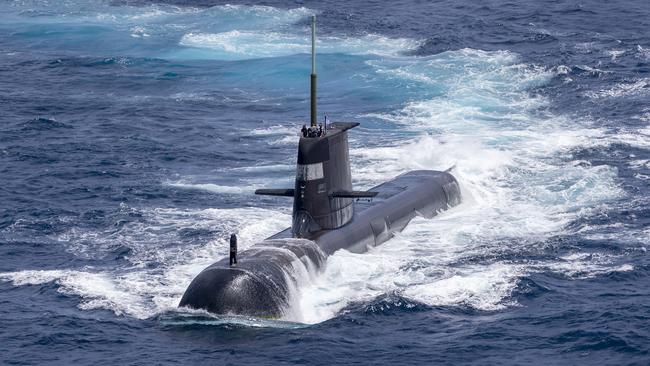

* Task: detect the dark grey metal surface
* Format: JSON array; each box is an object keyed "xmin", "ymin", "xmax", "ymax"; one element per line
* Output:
[
  {"xmin": 179, "ymin": 239, "xmax": 326, "ymax": 318},
  {"xmin": 292, "ymin": 122, "xmax": 358, "ymax": 237},
  {"xmin": 179, "ymin": 165, "xmax": 461, "ymax": 317},
  {"xmin": 310, "ymin": 15, "xmax": 317, "ymax": 127}
]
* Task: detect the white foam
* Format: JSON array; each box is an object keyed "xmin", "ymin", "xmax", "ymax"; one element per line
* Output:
[
  {"xmin": 556, "ymin": 65, "xmax": 571, "ymax": 75},
  {"xmin": 267, "ymin": 240, "xmax": 326, "ymax": 322},
  {"xmin": 605, "ymin": 126, "xmax": 650, "ymax": 149},
  {"xmin": 164, "ymin": 181, "xmax": 255, "ymax": 195},
  {"xmin": 179, "ymin": 31, "xmax": 421, "ymax": 60},
  {"xmin": 585, "ymin": 78, "xmax": 650, "ymax": 99},
  {"xmin": 3, "ymin": 206, "xmax": 291, "ymax": 319},
  {"xmin": 250, "ymin": 125, "xmax": 297, "ymax": 137},
  {"xmin": 0, "ymin": 269, "xmax": 150, "ymax": 318},
  {"xmin": 230, "ymin": 164, "xmax": 294, "ymax": 173},
  {"xmin": 402, "ymin": 263, "xmax": 522, "ymax": 310},
  {"xmin": 628, "ymin": 159, "xmax": 650, "ymax": 169},
  {"xmin": 575, "ymin": 65, "xmax": 610, "ymax": 76},
  {"xmin": 172, "ymin": 5, "xmax": 419, "ymax": 60},
  {"xmin": 543, "ymin": 253, "xmax": 634, "ymax": 279},
  {"xmin": 606, "ymin": 49, "xmax": 626, "ymax": 61},
  {"xmin": 290, "ymin": 48, "xmax": 628, "ymax": 323},
  {"xmin": 130, "ymin": 26, "xmax": 150, "ymax": 38},
  {"xmin": 637, "ymin": 45, "xmax": 650, "ymax": 61},
  {"xmin": 164, "ymin": 170, "xmax": 295, "ymax": 196}
]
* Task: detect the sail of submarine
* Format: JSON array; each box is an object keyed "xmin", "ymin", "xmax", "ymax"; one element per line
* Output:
[{"xmin": 179, "ymin": 16, "xmax": 461, "ymax": 318}]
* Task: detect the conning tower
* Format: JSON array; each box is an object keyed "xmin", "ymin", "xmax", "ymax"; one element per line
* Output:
[
  {"xmin": 292, "ymin": 122, "xmax": 358, "ymax": 237},
  {"xmin": 255, "ymin": 16, "xmax": 375, "ymax": 238}
]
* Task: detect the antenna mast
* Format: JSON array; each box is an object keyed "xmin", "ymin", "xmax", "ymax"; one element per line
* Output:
[{"xmin": 310, "ymin": 15, "xmax": 317, "ymax": 128}]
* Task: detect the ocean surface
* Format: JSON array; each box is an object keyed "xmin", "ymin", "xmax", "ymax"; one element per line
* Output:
[{"xmin": 1, "ymin": 0, "xmax": 649, "ymax": 364}]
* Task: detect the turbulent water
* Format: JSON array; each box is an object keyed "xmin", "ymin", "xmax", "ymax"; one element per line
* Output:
[{"xmin": 1, "ymin": 0, "xmax": 649, "ymax": 364}]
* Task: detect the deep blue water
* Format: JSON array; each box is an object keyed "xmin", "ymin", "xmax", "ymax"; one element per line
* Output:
[{"xmin": 1, "ymin": 0, "xmax": 649, "ymax": 364}]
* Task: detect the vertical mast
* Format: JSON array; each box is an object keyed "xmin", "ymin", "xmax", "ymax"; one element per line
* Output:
[{"xmin": 310, "ymin": 15, "xmax": 317, "ymax": 128}]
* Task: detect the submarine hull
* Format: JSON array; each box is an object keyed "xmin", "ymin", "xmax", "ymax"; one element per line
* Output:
[
  {"xmin": 179, "ymin": 170, "xmax": 461, "ymax": 318},
  {"xmin": 179, "ymin": 238, "xmax": 325, "ymax": 318}
]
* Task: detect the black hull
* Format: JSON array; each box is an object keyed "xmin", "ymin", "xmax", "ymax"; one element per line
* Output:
[{"xmin": 179, "ymin": 170, "xmax": 461, "ymax": 318}]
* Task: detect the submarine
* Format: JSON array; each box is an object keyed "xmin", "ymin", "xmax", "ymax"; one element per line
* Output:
[{"xmin": 179, "ymin": 16, "xmax": 461, "ymax": 318}]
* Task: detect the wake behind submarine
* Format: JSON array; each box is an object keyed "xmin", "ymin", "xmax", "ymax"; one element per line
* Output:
[{"xmin": 179, "ymin": 16, "xmax": 461, "ymax": 318}]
